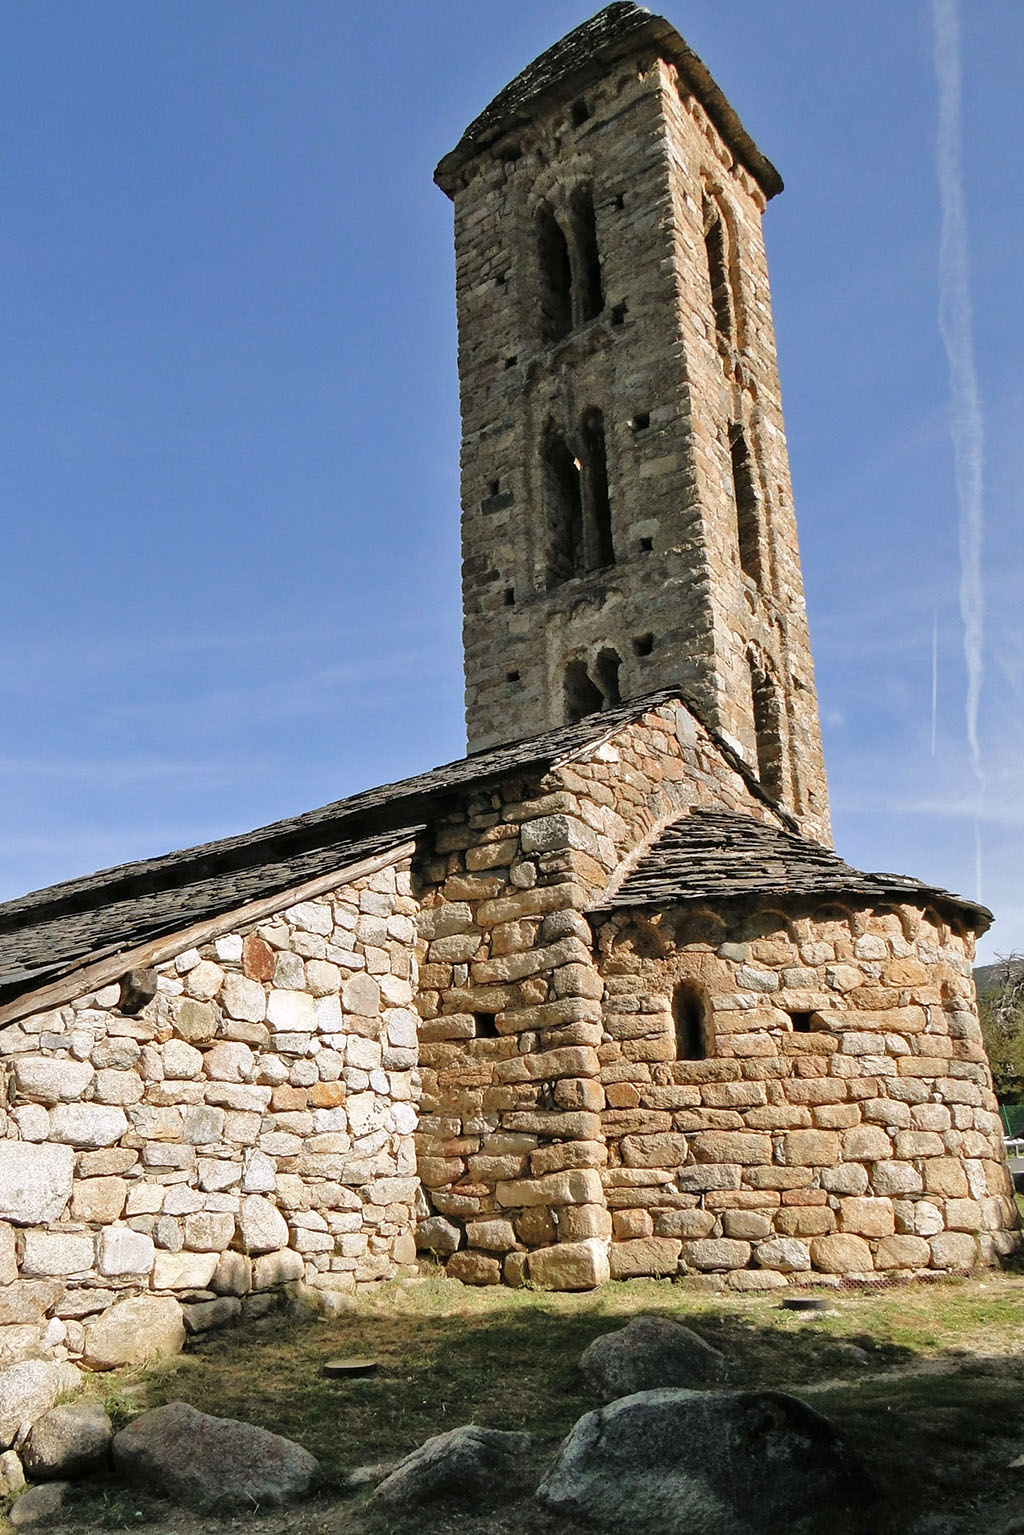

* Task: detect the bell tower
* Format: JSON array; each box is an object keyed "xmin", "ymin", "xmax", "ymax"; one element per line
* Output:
[{"xmin": 435, "ymin": 3, "xmax": 831, "ymax": 845}]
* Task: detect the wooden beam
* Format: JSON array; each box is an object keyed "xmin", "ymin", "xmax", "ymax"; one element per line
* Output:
[{"xmin": 0, "ymin": 840, "xmax": 418, "ymax": 1031}]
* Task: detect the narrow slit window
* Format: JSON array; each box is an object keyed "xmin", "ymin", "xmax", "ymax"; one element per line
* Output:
[
  {"xmin": 580, "ymin": 408, "xmax": 614, "ymax": 570},
  {"xmin": 542, "ymin": 425, "xmax": 584, "ymax": 588},
  {"xmin": 730, "ymin": 425, "xmax": 762, "ymax": 585},
  {"xmin": 750, "ymin": 658, "xmax": 785, "ymax": 799},
  {"xmin": 673, "ymin": 980, "xmax": 712, "ymax": 1060},
  {"xmin": 537, "ymin": 205, "xmax": 572, "ymax": 342},
  {"xmin": 703, "ymin": 199, "xmax": 734, "ymax": 346},
  {"xmin": 569, "ymin": 187, "xmax": 604, "ymax": 323}
]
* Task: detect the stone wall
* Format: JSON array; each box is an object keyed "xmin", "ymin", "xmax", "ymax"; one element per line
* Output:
[
  {"xmin": 443, "ymin": 30, "xmax": 831, "ymax": 843},
  {"xmin": 414, "ymin": 700, "xmax": 799, "ymax": 1288},
  {"xmin": 0, "ymin": 857, "xmax": 420, "ymax": 1369},
  {"xmin": 411, "ymin": 699, "xmax": 1016, "ymax": 1287},
  {"xmin": 594, "ymin": 902, "xmax": 1015, "ymax": 1286}
]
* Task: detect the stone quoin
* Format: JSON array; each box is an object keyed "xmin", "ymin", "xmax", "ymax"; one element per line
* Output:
[{"xmin": 0, "ymin": 4, "xmax": 1014, "ymax": 1372}]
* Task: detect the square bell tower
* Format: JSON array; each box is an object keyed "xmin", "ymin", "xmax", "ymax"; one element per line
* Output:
[{"xmin": 435, "ymin": 3, "xmax": 831, "ymax": 845}]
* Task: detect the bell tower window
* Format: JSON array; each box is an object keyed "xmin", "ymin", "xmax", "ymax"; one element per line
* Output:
[
  {"xmin": 537, "ymin": 204, "xmax": 573, "ymax": 343},
  {"xmin": 542, "ymin": 426, "xmax": 584, "ymax": 588},
  {"xmin": 730, "ymin": 425, "xmax": 763, "ymax": 585},
  {"xmin": 703, "ymin": 197, "xmax": 735, "ymax": 349},
  {"xmin": 569, "ymin": 186, "xmax": 603, "ymax": 323},
  {"xmin": 580, "ymin": 408, "xmax": 613, "ymax": 570}
]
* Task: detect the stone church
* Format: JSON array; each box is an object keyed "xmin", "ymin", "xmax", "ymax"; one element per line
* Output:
[{"xmin": 0, "ymin": 5, "xmax": 1014, "ymax": 1366}]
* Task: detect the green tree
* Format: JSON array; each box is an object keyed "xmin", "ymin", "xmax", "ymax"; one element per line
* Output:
[{"xmin": 979, "ymin": 954, "xmax": 1024, "ymax": 1106}]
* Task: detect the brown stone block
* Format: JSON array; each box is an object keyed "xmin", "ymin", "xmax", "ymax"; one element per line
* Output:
[
  {"xmin": 691, "ymin": 1131, "xmax": 772, "ymax": 1165},
  {"xmin": 529, "ymin": 1140, "xmax": 607, "ymax": 1176},
  {"xmin": 682, "ymin": 1237, "xmax": 751, "ymax": 1271},
  {"xmin": 71, "ymin": 1177, "xmax": 127, "ymax": 1224},
  {"xmin": 559, "ymin": 1203, "xmax": 612, "ymax": 1241},
  {"xmin": 467, "ymin": 1154, "xmax": 527, "ymax": 1183},
  {"xmin": 744, "ymin": 1166, "xmax": 814, "ymax": 1190},
  {"xmin": 418, "ymin": 1157, "xmax": 464, "ymax": 1189},
  {"xmin": 447, "ymin": 1250, "xmax": 501, "ymax": 1285},
  {"xmin": 700, "ymin": 1081, "xmax": 767, "ymax": 1109},
  {"xmin": 503, "ymin": 1110, "xmax": 601, "ymax": 1140},
  {"xmin": 780, "ymin": 1189, "xmax": 828, "ymax": 1206},
  {"xmin": 812, "ymin": 1103, "xmax": 862, "ymax": 1130},
  {"xmin": 309, "ymin": 1082, "xmax": 346, "ymax": 1109},
  {"xmin": 605, "ymin": 1081, "xmax": 641, "ymax": 1109},
  {"xmin": 609, "ymin": 1236, "xmax": 681, "ymax": 1278},
  {"xmin": 784, "ymin": 1079, "xmax": 847, "ymax": 1107},
  {"xmin": 704, "ymin": 1190, "xmax": 780, "ymax": 1210},
  {"xmin": 874, "ymin": 1234, "xmax": 931, "ymax": 1270},
  {"xmin": 612, "ymin": 1208, "xmax": 654, "ymax": 1240},
  {"xmin": 841, "ymin": 1124, "xmax": 893, "ymax": 1161},
  {"xmin": 944, "ymin": 1199, "xmax": 985, "ymax": 1232},
  {"xmin": 515, "ymin": 1206, "xmax": 556, "ymax": 1246},
  {"xmin": 722, "ymin": 1210, "xmax": 772, "ymax": 1240},
  {"xmin": 242, "ymin": 935, "xmax": 275, "ymax": 983},
  {"xmin": 744, "ymin": 1106, "xmax": 812, "ymax": 1130},
  {"xmin": 838, "ymin": 1197, "xmax": 895, "ymax": 1237},
  {"xmin": 496, "ymin": 1167, "xmax": 604, "ymax": 1209},
  {"xmin": 922, "ymin": 1158, "xmax": 969, "ymax": 1198},
  {"xmin": 894, "ymin": 1130, "xmax": 945, "ymax": 1159},
  {"xmin": 809, "ymin": 1233, "xmax": 874, "ymax": 1273},
  {"xmin": 775, "ymin": 1206, "xmax": 835, "ymax": 1237},
  {"xmin": 779, "ymin": 1130, "xmax": 840, "ymax": 1167},
  {"xmin": 528, "ymin": 1237, "xmax": 609, "ymax": 1291}
]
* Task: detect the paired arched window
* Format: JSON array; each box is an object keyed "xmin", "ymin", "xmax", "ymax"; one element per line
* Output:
[
  {"xmin": 564, "ymin": 647, "xmax": 621, "ymax": 724},
  {"xmin": 673, "ymin": 980, "xmax": 712, "ymax": 1060},
  {"xmin": 536, "ymin": 187, "xmax": 604, "ymax": 343},
  {"xmin": 543, "ymin": 409, "xmax": 614, "ymax": 588},
  {"xmin": 749, "ymin": 652, "xmax": 785, "ymax": 799}
]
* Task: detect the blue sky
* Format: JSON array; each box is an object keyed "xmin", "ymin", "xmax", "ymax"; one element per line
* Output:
[{"xmin": 0, "ymin": 3, "xmax": 1020, "ymax": 963}]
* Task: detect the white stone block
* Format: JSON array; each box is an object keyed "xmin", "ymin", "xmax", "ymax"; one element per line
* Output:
[
  {"xmin": 22, "ymin": 1231, "xmax": 95, "ymax": 1276},
  {"xmin": 162, "ymin": 1039, "xmax": 204, "ymax": 1079},
  {"xmin": 285, "ymin": 901, "xmax": 333, "ymax": 936},
  {"xmin": 221, "ymin": 975, "xmax": 266, "ymax": 1024},
  {"xmin": 237, "ymin": 1196, "xmax": 290, "ymax": 1255},
  {"xmin": 98, "ymin": 1227, "xmax": 155, "ymax": 1276},
  {"xmin": 267, "ymin": 990, "xmax": 317, "ymax": 1033},
  {"xmin": 12, "ymin": 1057, "xmax": 94, "ymax": 1104},
  {"xmin": 214, "ymin": 935, "xmax": 243, "ymax": 964},
  {"xmin": 241, "ymin": 1151, "xmax": 277, "ymax": 1194},
  {"xmin": 11, "ymin": 1105, "xmax": 50, "ymax": 1142},
  {"xmin": 151, "ymin": 1250, "xmax": 219, "ymax": 1290},
  {"xmin": 185, "ymin": 961, "xmax": 224, "ymax": 1000},
  {"xmin": 48, "ymin": 1104, "xmax": 128, "ymax": 1149}
]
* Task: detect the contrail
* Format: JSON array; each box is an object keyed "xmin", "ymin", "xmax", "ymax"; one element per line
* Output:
[{"xmin": 931, "ymin": 0, "xmax": 985, "ymax": 896}]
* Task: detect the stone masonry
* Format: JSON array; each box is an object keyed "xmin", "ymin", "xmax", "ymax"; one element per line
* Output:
[
  {"xmin": 0, "ymin": 5, "xmax": 1014, "ymax": 1392},
  {"xmin": 0, "ymin": 858, "xmax": 420, "ymax": 1370},
  {"xmin": 437, "ymin": 3, "xmax": 831, "ymax": 845}
]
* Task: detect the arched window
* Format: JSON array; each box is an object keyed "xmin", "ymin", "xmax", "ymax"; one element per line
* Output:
[
  {"xmin": 580, "ymin": 408, "xmax": 614, "ymax": 570},
  {"xmin": 593, "ymin": 647, "xmax": 621, "ymax": 707},
  {"xmin": 703, "ymin": 197, "xmax": 734, "ymax": 348},
  {"xmin": 729, "ymin": 424, "xmax": 762, "ymax": 585},
  {"xmin": 542, "ymin": 424, "xmax": 584, "ymax": 589},
  {"xmin": 537, "ymin": 204, "xmax": 573, "ymax": 343},
  {"xmin": 569, "ymin": 186, "xmax": 603, "ymax": 323},
  {"xmin": 564, "ymin": 658, "xmax": 603, "ymax": 724},
  {"xmin": 749, "ymin": 655, "xmax": 785, "ymax": 799},
  {"xmin": 673, "ymin": 980, "xmax": 712, "ymax": 1060},
  {"xmin": 564, "ymin": 648, "xmax": 622, "ymax": 724}
]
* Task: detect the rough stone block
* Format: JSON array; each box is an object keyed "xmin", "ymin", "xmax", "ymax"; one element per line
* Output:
[
  {"xmin": 874, "ymin": 1235, "xmax": 931, "ymax": 1270},
  {"xmin": 151, "ymin": 1251, "xmax": 219, "ymax": 1291},
  {"xmin": 809, "ymin": 1234, "xmax": 874, "ymax": 1273},
  {"xmin": 12, "ymin": 1058, "xmax": 93, "ymax": 1104},
  {"xmin": 22, "ymin": 1232, "xmax": 94, "ymax": 1277},
  {"xmin": 447, "ymin": 1250, "xmax": 502, "ymax": 1285},
  {"xmin": 929, "ymin": 1231, "xmax": 978, "ymax": 1270},
  {"xmin": 779, "ymin": 1130, "xmax": 840, "ymax": 1167},
  {"xmin": 528, "ymin": 1238, "xmax": 609, "ymax": 1291},
  {"xmin": 0, "ymin": 1144, "xmax": 74, "ymax": 1226},
  {"xmin": 251, "ymin": 1247, "xmax": 304, "ymax": 1289},
  {"xmin": 837, "ymin": 1198, "xmax": 894, "ymax": 1238},
  {"xmin": 608, "ymin": 1237, "xmax": 681, "ymax": 1278},
  {"xmin": 97, "ymin": 1227, "xmax": 156, "ymax": 1276}
]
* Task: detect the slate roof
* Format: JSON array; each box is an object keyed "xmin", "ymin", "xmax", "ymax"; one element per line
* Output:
[
  {"xmin": 596, "ymin": 808, "xmax": 993, "ymax": 932},
  {"xmin": 435, "ymin": 3, "xmax": 783, "ymax": 199},
  {"xmin": 0, "ymin": 689, "xmax": 715, "ymax": 1002}
]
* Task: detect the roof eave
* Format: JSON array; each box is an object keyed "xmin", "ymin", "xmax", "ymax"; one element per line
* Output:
[{"xmin": 434, "ymin": 10, "xmax": 783, "ymax": 200}]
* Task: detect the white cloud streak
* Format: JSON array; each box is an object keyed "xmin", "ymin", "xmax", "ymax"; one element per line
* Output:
[{"xmin": 932, "ymin": 0, "xmax": 986, "ymax": 897}]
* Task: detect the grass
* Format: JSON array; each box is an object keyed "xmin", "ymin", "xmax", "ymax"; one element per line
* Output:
[{"xmin": 16, "ymin": 1270, "xmax": 1024, "ymax": 1533}]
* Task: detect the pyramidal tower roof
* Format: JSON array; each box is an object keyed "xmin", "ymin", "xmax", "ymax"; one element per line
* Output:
[{"xmin": 435, "ymin": 2, "xmax": 783, "ymax": 198}]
